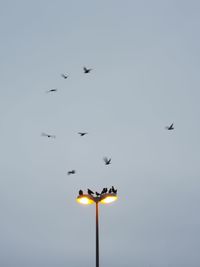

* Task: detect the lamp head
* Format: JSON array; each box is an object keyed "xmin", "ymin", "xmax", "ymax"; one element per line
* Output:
[
  {"xmin": 100, "ymin": 193, "xmax": 118, "ymax": 204},
  {"xmin": 76, "ymin": 194, "xmax": 95, "ymax": 205}
]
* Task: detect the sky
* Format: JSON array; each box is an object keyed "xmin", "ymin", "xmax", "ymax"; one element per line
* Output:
[{"xmin": 0, "ymin": 0, "xmax": 200, "ymax": 266}]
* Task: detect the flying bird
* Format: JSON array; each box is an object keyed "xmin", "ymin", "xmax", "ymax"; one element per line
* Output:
[
  {"xmin": 61, "ymin": 73, "xmax": 68, "ymax": 79},
  {"xmin": 83, "ymin": 66, "xmax": 92, "ymax": 73},
  {"xmin": 46, "ymin": 89, "xmax": 57, "ymax": 93},
  {"xmin": 41, "ymin": 132, "xmax": 56, "ymax": 138},
  {"xmin": 87, "ymin": 188, "xmax": 94, "ymax": 195},
  {"xmin": 78, "ymin": 132, "xmax": 88, "ymax": 137},
  {"xmin": 79, "ymin": 190, "xmax": 83, "ymax": 195},
  {"xmin": 68, "ymin": 170, "xmax": 76, "ymax": 175},
  {"xmin": 103, "ymin": 157, "xmax": 111, "ymax": 165},
  {"xmin": 165, "ymin": 123, "xmax": 174, "ymax": 130}
]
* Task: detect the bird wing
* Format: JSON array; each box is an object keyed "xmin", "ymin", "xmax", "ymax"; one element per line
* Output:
[
  {"xmin": 103, "ymin": 157, "xmax": 108, "ymax": 163},
  {"xmin": 170, "ymin": 123, "xmax": 174, "ymax": 128}
]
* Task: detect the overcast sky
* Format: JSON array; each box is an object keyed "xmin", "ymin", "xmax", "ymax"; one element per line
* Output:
[{"xmin": 1, "ymin": 0, "xmax": 200, "ymax": 266}]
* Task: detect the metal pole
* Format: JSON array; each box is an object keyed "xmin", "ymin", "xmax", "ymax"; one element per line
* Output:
[{"xmin": 96, "ymin": 201, "xmax": 99, "ymax": 267}]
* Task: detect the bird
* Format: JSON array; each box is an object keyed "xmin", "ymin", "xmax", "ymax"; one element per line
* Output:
[
  {"xmin": 79, "ymin": 190, "xmax": 83, "ymax": 195},
  {"xmin": 41, "ymin": 132, "xmax": 56, "ymax": 138},
  {"xmin": 61, "ymin": 73, "xmax": 68, "ymax": 79},
  {"xmin": 165, "ymin": 123, "xmax": 174, "ymax": 130},
  {"xmin": 88, "ymin": 188, "xmax": 94, "ymax": 195},
  {"xmin": 95, "ymin": 192, "xmax": 101, "ymax": 197},
  {"xmin": 108, "ymin": 188, "xmax": 112, "ymax": 193},
  {"xmin": 67, "ymin": 170, "xmax": 76, "ymax": 175},
  {"xmin": 101, "ymin": 188, "xmax": 105, "ymax": 194},
  {"xmin": 111, "ymin": 186, "xmax": 117, "ymax": 194},
  {"xmin": 78, "ymin": 132, "xmax": 88, "ymax": 137},
  {"xmin": 83, "ymin": 66, "xmax": 92, "ymax": 73},
  {"xmin": 46, "ymin": 89, "xmax": 57, "ymax": 93},
  {"xmin": 101, "ymin": 188, "xmax": 108, "ymax": 195},
  {"xmin": 103, "ymin": 157, "xmax": 111, "ymax": 165}
]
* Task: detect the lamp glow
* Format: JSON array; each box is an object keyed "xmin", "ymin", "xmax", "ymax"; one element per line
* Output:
[
  {"xmin": 76, "ymin": 195, "xmax": 95, "ymax": 205},
  {"xmin": 100, "ymin": 195, "xmax": 118, "ymax": 204}
]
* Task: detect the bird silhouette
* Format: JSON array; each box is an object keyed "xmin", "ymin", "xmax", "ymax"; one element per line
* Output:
[
  {"xmin": 108, "ymin": 188, "xmax": 112, "ymax": 193},
  {"xmin": 41, "ymin": 132, "xmax": 56, "ymax": 138},
  {"xmin": 78, "ymin": 132, "xmax": 88, "ymax": 136},
  {"xmin": 111, "ymin": 186, "xmax": 117, "ymax": 194},
  {"xmin": 67, "ymin": 170, "xmax": 76, "ymax": 175},
  {"xmin": 83, "ymin": 66, "xmax": 92, "ymax": 73},
  {"xmin": 79, "ymin": 190, "xmax": 83, "ymax": 195},
  {"xmin": 88, "ymin": 189, "xmax": 94, "ymax": 195},
  {"xmin": 103, "ymin": 157, "xmax": 111, "ymax": 165},
  {"xmin": 101, "ymin": 188, "xmax": 108, "ymax": 194},
  {"xmin": 101, "ymin": 188, "xmax": 105, "ymax": 194},
  {"xmin": 95, "ymin": 192, "xmax": 101, "ymax": 197},
  {"xmin": 61, "ymin": 73, "xmax": 68, "ymax": 79},
  {"xmin": 46, "ymin": 89, "xmax": 57, "ymax": 93},
  {"xmin": 165, "ymin": 123, "xmax": 174, "ymax": 130}
]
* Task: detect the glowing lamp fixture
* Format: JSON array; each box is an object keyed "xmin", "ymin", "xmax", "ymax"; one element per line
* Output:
[
  {"xmin": 76, "ymin": 195, "xmax": 95, "ymax": 205},
  {"xmin": 76, "ymin": 193, "xmax": 118, "ymax": 205},
  {"xmin": 100, "ymin": 194, "xmax": 118, "ymax": 204}
]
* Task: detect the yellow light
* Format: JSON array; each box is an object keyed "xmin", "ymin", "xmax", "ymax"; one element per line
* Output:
[
  {"xmin": 100, "ymin": 195, "xmax": 118, "ymax": 204},
  {"xmin": 76, "ymin": 195, "xmax": 95, "ymax": 205}
]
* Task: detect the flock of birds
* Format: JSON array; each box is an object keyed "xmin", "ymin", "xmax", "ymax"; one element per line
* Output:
[
  {"xmin": 79, "ymin": 186, "xmax": 117, "ymax": 198},
  {"xmin": 41, "ymin": 66, "xmax": 174, "ymax": 196},
  {"xmin": 41, "ymin": 66, "xmax": 113, "ymax": 177},
  {"xmin": 45, "ymin": 67, "xmax": 92, "ymax": 93}
]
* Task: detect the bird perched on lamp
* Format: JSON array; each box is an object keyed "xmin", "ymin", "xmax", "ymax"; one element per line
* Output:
[
  {"xmin": 79, "ymin": 190, "xmax": 83, "ymax": 195},
  {"xmin": 88, "ymin": 189, "xmax": 94, "ymax": 195}
]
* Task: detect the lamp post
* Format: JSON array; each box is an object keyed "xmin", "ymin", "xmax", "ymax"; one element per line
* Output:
[{"xmin": 76, "ymin": 189, "xmax": 118, "ymax": 267}]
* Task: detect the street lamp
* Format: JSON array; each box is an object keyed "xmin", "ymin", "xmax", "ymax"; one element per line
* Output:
[{"xmin": 76, "ymin": 188, "xmax": 118, "ymax": 267}]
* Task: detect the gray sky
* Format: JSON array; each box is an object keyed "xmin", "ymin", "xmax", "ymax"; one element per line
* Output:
[{"xmin": 1, "ymin": 0, "xmax": 200, "ymax": 266}]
